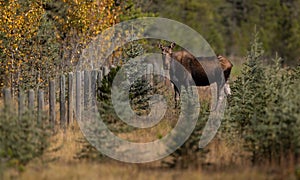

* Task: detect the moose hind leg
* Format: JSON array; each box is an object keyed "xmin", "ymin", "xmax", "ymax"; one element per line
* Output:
[
  {"xmin": 224, "ymin": 81, "xmax": 231, "ymax": 96},
  {"xmin": 212, "ymin": 81, "xmax": 225, "ymax": 111}
]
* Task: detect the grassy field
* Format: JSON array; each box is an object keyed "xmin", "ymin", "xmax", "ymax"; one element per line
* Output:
[{"xmin": 2, "ymin": 121, "xmax": 297, "ymax": 180}]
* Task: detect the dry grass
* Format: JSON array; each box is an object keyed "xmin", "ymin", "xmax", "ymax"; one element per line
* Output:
[
  {"xmin": 6, "ymin": 163, "xmax": 277, "ymax": 180},
  {"xmin": 3, "ymin": 122, "xmax": 296, "ymax": 180},
  {"xmin": 204, "ymin": 137, "xmax": 249, "ymax": 169},
  {"xmin": 117, "ymin": 107, "xmax": 178, "ymax": 142}
]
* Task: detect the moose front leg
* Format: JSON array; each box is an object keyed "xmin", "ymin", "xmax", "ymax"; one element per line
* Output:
[{"xmin": 174, "ymin": 84, "xmax": 181, "ymax": 108}]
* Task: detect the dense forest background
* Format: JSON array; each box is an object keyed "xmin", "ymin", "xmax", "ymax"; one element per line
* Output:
[{"xmin": 135, "ymin": 0, "xmax": 300, "ymax": 65}]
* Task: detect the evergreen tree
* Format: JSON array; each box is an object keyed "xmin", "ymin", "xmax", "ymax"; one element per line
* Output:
[{"xmin": 225, "ymin": 31, "xmax": 300, "ymax": 165}]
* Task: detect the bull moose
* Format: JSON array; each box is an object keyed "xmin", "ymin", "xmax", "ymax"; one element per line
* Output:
[{"xmin": 159, "ymin": 42, "xmax": 233, "ymax": 108}]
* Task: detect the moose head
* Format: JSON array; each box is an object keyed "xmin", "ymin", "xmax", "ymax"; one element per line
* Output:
[{"xmin": 158, "ymin": 42, "xmax": 176, "ymax": 70}]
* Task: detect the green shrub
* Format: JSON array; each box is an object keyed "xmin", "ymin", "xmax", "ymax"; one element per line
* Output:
[
  {"xmin": 0, "ymin": 108, "xmax": 50, "ymax": 168},
  {"xmin": 97, "ymin": 41, "xmax": 153, "ymax": 132}
]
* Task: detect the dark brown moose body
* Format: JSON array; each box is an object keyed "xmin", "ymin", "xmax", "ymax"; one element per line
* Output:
[{"xmin": 159, "ymin": 43, "xmax": 233, "ymax": 108}]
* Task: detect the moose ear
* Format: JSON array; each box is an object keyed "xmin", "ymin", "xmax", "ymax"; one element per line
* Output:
[{"xmin": 170, "ymin": 42, "xmax": 176, "ymax": 49}]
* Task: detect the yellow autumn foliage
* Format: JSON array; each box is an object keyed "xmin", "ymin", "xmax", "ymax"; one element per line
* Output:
[{"xmin": 0, "ymin": 0, "xmax": 123, "ymax": 91}]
